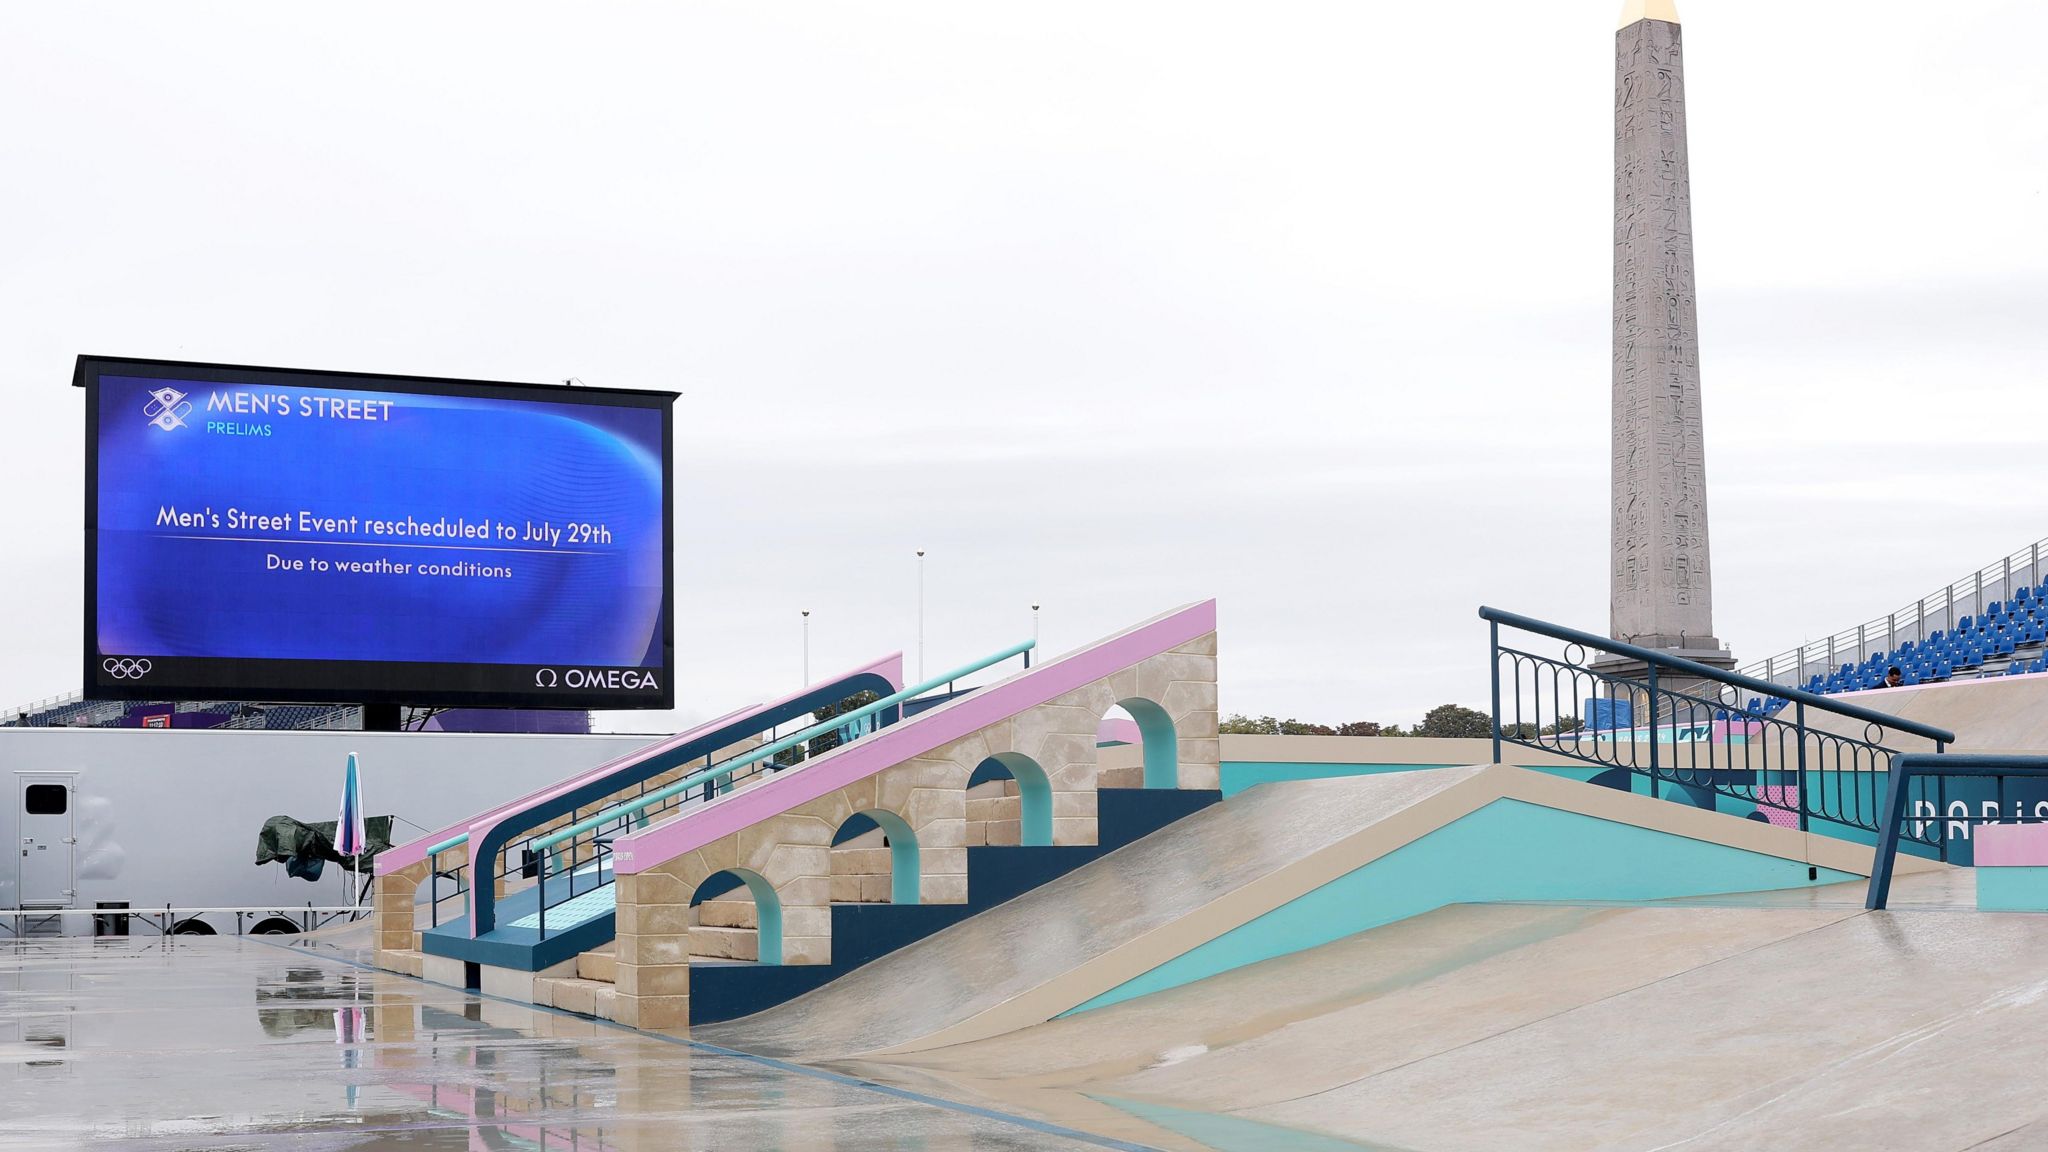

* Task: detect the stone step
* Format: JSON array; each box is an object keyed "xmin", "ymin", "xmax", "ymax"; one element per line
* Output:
[
  {"xmin": 534, "ymin": 976, "xmax": 617, "ymax": 1019},
  {"xmin": 829, "ymin": 872, "xmax": 898, "ymax": 903},
  {"xmin": 1096, "ymin": 763, "xmax": 1146, "ymax": 789},
  {"xmin": 576, "ymin": 944, "xmax": 616, "ymax": 983},
  {"xmin": 690, "ymin": 924, "xmax": 758, "ymax": 961},
  {"xmin": 698, "ymin": 897, "xmax": 757, "ymax": 929},
  {"xmin": 833, "ymin": 846, "xmax": 893, "ymax": 874},
  {"xmin": 966, "ymin": 795, "xmax": 1021, "ymax": 822}
]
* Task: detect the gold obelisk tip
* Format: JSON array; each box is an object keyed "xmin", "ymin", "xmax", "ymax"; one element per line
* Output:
[{"xmin": 1618, "ymin": 0, "xmax": 1680, "ymax": 29}]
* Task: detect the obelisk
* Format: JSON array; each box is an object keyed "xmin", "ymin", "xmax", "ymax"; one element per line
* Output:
[{"xmin": 1604, "ymin": 0, "xmax": 1733, "ymax": 674}]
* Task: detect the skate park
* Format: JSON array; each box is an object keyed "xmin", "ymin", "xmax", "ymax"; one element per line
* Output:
[
  {"xmin": 8, "ymin": 0, "xmax": 2048, "ymax": 1149},
  {"xmin": 18, "ymin": 590, "xmax": 2048, "ymax": 1149}
]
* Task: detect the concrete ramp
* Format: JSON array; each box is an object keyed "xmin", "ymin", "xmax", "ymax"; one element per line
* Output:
[
  {"xmin": 835, "ymin": 872, "xmax": 2048, "ymax": 1152},
  {"xmin": 1816, "ymin": 674, "xmax": 2048, "ymax": 751},
  {"xmin": 704, "ymin": 764, "xmax": 1939, "ymax": 1061},
  {"xmin": 699, "ymin": 767, "xmax": 1484, "ymax": 1058}
]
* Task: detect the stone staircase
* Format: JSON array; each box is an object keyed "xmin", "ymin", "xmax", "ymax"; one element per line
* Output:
[
  {"xmin": 523, "ymin": 785, "xmax": 1220, "ymax": 1027},
  {"xmin": 531, "ymin": 943, "xmax": 620, "ymax": 1018},
  {"xmin": 533, "ymin": 890, "xmax": 768, "ymax": 1013}
]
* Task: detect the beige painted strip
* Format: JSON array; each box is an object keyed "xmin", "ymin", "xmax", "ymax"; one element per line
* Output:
[
  {"xmin": 867, "ymin": 764, "xmax": 1941, "ymax": 1056},
  {"xmin": 1221, "ymin": 734, "xmax": 1582, "ymax": 768}
]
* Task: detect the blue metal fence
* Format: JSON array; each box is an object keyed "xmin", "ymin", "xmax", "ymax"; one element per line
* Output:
[
  {"xmin": 1482, "ymin": 606, "xmax": 1953, "ymax": 841},
  {"xmin": 1866, "ymin": 754, "xmax": 2048, "ymax": 908}
]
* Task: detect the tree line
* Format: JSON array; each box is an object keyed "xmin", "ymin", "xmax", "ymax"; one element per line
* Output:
[{"xmin": 1221, "ymin": 705, "xmax": 1583, "ymax": 739}]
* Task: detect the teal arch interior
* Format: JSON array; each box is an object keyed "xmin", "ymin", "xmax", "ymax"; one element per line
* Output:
[
  {"xmin": 969, "ymin": 752, "xmax": 1054, "ymax": 847},
  {"xmin": 692, "ymin": 868, "xmax": 783, "ymax": 965},
  {"xmin": 837, "ymin": 809, "xmax": 921, "ymax": 904},
  {"xmin": 1117, "ymin": 697, "xmax": 1179, "ymax": 789}
]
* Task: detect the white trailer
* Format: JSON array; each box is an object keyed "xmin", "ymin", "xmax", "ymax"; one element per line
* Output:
[{"xmin": 1, "ymin": 725, "xmax": 658, "ymax": 935}]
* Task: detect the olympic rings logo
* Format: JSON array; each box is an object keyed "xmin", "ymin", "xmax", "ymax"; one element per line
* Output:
[{"xmin": 103, "ymin": 658, "xmax": 153, "ymax": 680}]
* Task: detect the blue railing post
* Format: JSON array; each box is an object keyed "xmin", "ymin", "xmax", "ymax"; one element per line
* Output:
[
  {"xmin": 1489, "ymin": 621, "xmax": 1503, "ymax": 765},
  {"xmin": 430, "ymin": 860, "xmax": 439, "ymax": 929},
  {"xmin": 1864, "ymin": 754, "xmax": 1912, "ymax": 910},
  {"xmin": 1795, "ymin": 700, "xmax": 1809, "ymax": 836},
  {"xmin": 1646, "ymin": 662, "xmax": 1660, "ymax": 801}
]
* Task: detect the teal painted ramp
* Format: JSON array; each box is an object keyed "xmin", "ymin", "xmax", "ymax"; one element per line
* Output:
[{"xmin": 1067, "ymin": 796, "xmax": 1857, "ymax": 1014}]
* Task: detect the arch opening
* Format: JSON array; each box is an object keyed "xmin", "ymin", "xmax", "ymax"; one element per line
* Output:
[
  {"xmin": 688, "ymin": 867, "xmax": 783, "ymax": 965},
  {"xmin": 968, "ymin": 752, "xmax": 1054, "ymax": 847},
  {"xmin": 1116, "ymin": 696, "xmax": 1180, "ymax": 789},
  {"xmin": 830, "ymin": 809, "xmax": 921, "ymax": 904}
]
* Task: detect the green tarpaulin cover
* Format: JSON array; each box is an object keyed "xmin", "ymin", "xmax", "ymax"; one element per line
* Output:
[{"xmin": 254, "ymin": 815, "xmax": 395, "ymax": 882}]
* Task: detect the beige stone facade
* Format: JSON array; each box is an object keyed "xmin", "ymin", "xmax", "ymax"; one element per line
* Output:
[
  {"xmin": 607, "ymin": 630, "xmax": 1218, "ymax": 1033},
  {"xmin": 371, "ymin": 736, "xmax": 767, "ymax": 976}
]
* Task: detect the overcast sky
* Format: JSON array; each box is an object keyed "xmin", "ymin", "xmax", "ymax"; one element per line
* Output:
[{"xmin": 2, "ymin": 2, "xmax": 2044, "ymax": 732}]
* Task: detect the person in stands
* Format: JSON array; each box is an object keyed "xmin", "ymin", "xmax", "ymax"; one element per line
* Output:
[{"xmin": 1880, "ymin": 666, "xmax": 1904, "ymax": 689}]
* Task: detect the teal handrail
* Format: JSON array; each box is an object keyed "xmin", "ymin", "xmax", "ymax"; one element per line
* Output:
[{"xmin": 527, "ymin": 638, "xmax": 1034, "ymax": 855}]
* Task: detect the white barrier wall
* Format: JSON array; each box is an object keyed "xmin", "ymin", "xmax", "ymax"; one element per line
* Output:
[{"xmin": 0, "ymin": 726, "xmax": 660, "ymax": 930}]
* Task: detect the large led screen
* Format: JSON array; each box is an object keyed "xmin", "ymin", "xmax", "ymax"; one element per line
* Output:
[{"xmin": 80, "ymin": 357, "xmax": 674, "ymax": 709}]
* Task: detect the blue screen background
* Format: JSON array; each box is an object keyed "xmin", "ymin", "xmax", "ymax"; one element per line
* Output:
[{"xmin": 96, "ymin": 375, "xmax": 667, "ymax": 667}]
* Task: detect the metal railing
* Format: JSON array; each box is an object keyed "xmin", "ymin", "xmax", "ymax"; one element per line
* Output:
[
  {"xmin": 1738, "ymin": 536, "xmax": 2048, "ymax": 691},
  {"xmin": 1866, "ymin": 753, "xmax": 2048, "ymax": 909},
  {"xmin": 1, "ymin": 904, "xmax": 367, "ymax": 938},
  {"xmin": 2, "ymin": 696, "xmax": 363, "ymax": 730},
  {"xmin": 420, "ymin": 689, "xmax": 892, "ymax": 930},
  {"xmin": 422, "ymin": 711, "xmax": 817, "ymax": 931},
  {"xmin": 1, "ymin": 691, "xmax": 84, "ymax": 726},
  {"xmin": 435, "ymin": 637, "xmax": 1035, "ymax": 939},
  {"xmin": 2, "ymin": 697, "xmax": 127, "ymax": 728},
  {"xmin": 1483, "ymin": 607, "xmax": 1952, "ymax": 839},
  {"xmin": 219, "ymin": 703, "xmax": 363, "ymax": 731}
]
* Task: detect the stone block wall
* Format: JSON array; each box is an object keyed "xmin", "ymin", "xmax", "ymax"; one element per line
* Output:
[
  {"xmin": 830, "ymin": 827, "xmax": 898, "ymax": 902},
  {"xmin": 964, "ymin": 779, "xmax": 1022, "ymax": 846},
  {"xmin": 608, "ymin": 630, "xmax": 1217, "ymax": 1033},
  {"xmin": 373, "ymin": 846, "xmax": 464, "ymax": 976}
]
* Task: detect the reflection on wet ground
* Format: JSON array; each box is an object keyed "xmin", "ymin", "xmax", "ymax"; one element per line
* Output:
[
  {"xmin": 7, "ymin": 873, "xmax": 2011, "ymax": 1152},
  {"xmin": 0, "ymin": 936, "xmax": 1144, "ymax": 1151},
  {"xmin": 821, "ymin": 876, "xmax": 2048, "ymax": 1152}
]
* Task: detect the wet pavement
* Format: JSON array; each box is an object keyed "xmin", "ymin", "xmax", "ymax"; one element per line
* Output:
[
  {"xmin": 0, "ymin": 935, "xmax": 1145, "ymax": 1151},
  {"xmin": 8, "ymin": 871, "xmax": 2027, "ymax": 1151},
  {"xmin": 829, "ymin": 874, "xmax": 2048, "ymax": 1152}
]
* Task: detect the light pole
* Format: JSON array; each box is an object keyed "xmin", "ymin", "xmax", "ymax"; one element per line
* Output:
[
  {"xmin": 802, "ymin": 610, "xmax": 811, "ymax": 685},
  {"xmin": 915, "ymin": 550, "xmax": 926, "ymax": 681}
]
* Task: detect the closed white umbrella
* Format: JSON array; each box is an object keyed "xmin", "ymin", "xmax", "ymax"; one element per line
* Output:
[{"xmin": 336, "ymin": 752, "xmax": 365, "ymax": 912}]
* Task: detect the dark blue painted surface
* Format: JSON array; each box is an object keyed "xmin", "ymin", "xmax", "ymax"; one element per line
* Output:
[
  {"xmin": 421, "ymin": 910, "xmax": 616, "ymax": 973},
  {"xmin": 422, "ymin": 861, "xmax": 620, "ymax": 972},
  {"xmin": 690, "ymin": 870, "xmax": 746, "ymax": 905},
  {"xmin": 425, "ymin": 785, "xmax": 1224, "ymax": 1003},
  {"xmin": 961, "ymin": 845, "xmax": 1107, "ymax": 907},
  {"xmin": 1097, "ymin": 786, "xmax": 1220, "ymax": 844},
  {"xmin": 689, "ymin": 787, "xmax": 1222, "ymax": 1025}
]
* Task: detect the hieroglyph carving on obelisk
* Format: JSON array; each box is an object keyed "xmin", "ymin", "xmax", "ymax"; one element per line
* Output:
[{"xmin": 1609, "ymin": 0, "xmax": 1729, "ymax": 664}]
